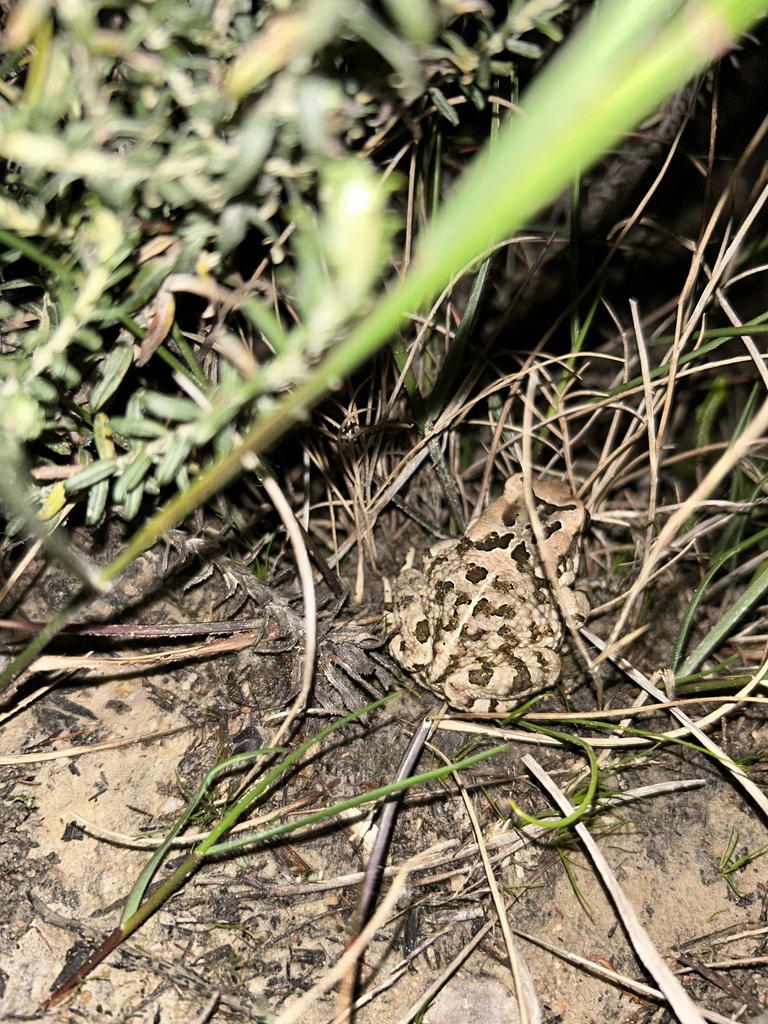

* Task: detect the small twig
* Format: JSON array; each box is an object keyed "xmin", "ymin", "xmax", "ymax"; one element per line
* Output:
[
  {"xmin": 337, "ymin": 714, "xmax": 437, "ymax": 1020},
  {"xmin": 274, "ymin": 864, "xmax": 412, "ymax": 1024},
  {"xmin": 0, "ymin": 615, "xmax": 268, "ymax": 639},
  {"xmin": 447, "ymin": 747, "xmax": 540, "ymax": 1024},
  {"xmin": 523, "ymin": 753, "xmax": 706, "ymax": 1024},
  {"xmin": 227, "ymin": 471, "xmax": 317, "ymax": 800},
  {"xmin": 0, "ymin": 725, "xmax": 188, "ymax": 765},
  {"xmin": 13, "ymin": 634, "xmax": 256, "ymax": 675},
  {"xmin": 69, "ymin": 790, "xmax": 321, "ymax": 849}
]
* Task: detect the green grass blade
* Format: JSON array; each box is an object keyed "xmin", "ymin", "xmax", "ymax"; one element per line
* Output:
[
  {"xmin": 121, "ymin": 748, "xmax": 274, "ymax": 924},
  {"xmin": 678, "ymin": 561, "xmax": 768, "ymax": 679}
]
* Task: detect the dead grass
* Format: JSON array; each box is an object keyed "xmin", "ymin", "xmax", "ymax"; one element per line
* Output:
[{"xmin": 3, "ymin": 23, "xmax": 768, "ymax": 1024}]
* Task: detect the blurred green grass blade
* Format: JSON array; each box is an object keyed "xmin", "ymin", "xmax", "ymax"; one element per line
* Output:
[
  {"xmin": 287, "ymin": 0, "xmax": 768, "ymax": 415},
  {"xmin": 382, "ymin": 0, "xmax": 435, "ymax": 44},
  {"xmin": 400, "ymin": 0, "xmax": 767, "ymax": 329},
  {"xmin": 96, "ymin": 0, "xmax": 767, "ymax": 588}
]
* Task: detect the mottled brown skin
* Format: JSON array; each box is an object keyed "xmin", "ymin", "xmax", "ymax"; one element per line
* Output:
[{"xmin": 389, "ymin": 475, "xmax": 589, "ymax": 713}]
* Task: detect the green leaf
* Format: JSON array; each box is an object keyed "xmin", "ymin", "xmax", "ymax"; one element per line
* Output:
[
  {"xmin": 140, "ymin": 391, "xmax": 202, "ymax": 423},
  {"xmin": 85, "ymin": 478, "xmax": 110, "ymax": 526},
  {"xmin": 63, "ymin": 459, "xmax": 117, "ymax": 495},
  {"xmin": 155, "ymin": 436, "xmax": 194, "ymax": 487},
  {"xmin": 122, "ymin": 482, "xmax": 145, "ymax": 520},
  {"xmin": 90, "ymin": 344, "xmax": 134, "ymax": 412},
  {"xmin": 113, "ymin": 448, "xmax": 153, "ymax": 503}
]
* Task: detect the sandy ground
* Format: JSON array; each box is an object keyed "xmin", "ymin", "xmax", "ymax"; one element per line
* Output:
[{"xmin": 2, "ymin": 544, "xmax": 768, "ymax": 1024}]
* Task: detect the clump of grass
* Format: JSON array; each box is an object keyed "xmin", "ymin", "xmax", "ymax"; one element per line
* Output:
[
  {"xmin": 2, "ymin": 0, "xmax": 761, "ymax": 566},
  {"xmin": 4, "ymin": 2, "xmax": 768, "ymax": 1021},
  {"xmin": 0, "ymin": 0, "xmax": 571, "ymax": 535}
]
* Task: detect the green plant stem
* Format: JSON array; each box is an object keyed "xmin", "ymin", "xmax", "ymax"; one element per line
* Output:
[
  {"xmin": 105, "ymin": 0, "xmax": 766, "ymax": 578},
  {"xmin": 508, "ymin": 726, "xmax": 599, "ymax": 829},
  {"xmin": 2, "ymin": 0, "xmax": 764, "ymax": 695},
  {"xmin": 45, "ymin": 717, "xmax": 507, "ymax": 1007}
]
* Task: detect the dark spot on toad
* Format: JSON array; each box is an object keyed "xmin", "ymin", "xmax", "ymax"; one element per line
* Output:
[
  {"xmin": 468, "ymin": 665, "xmax": 493, "ymax": 687},
  {"xmin": 510, "ymin": 544, "xmax": 531, "ymax": 566},
  {"xmin": 474, "ymin": 531, "xmax": 515, "ymax": 552},
  {"xmin": 501, "ymin": 504, "xmax": 522, "ymax": 527},
  {"xmin": 464, "ymin": 564, "xmax": 489, "ymax": 584},
  {"xmin": 414, "ymin": 619, "xmax": 431, "ymax": 643}
]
